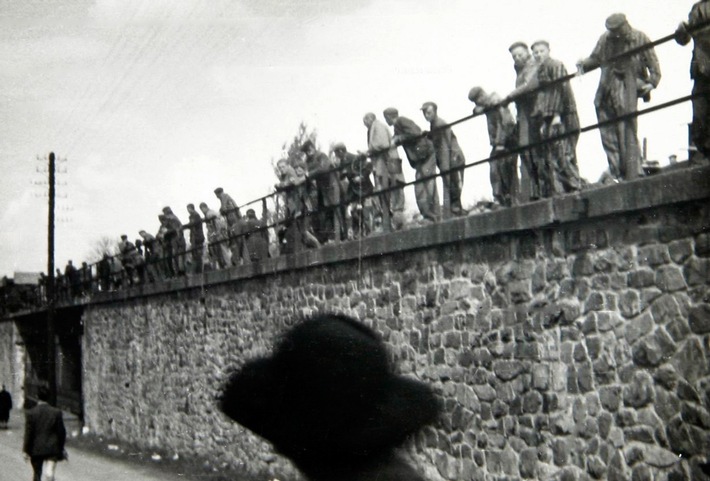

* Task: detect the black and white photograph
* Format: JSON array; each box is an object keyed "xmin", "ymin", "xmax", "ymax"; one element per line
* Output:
[{"xmin": 1, "ymin": 0, "xmax": 709, "ymax": 480}]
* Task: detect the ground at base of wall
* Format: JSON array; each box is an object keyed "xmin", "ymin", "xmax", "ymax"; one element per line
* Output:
[{"xmin": 66, "ymin": 433, "xmax": 277, "ymax": 481}]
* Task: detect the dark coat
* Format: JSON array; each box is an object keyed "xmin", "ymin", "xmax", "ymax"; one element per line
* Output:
[
  {"xmin": 23, "ymin": 403, "xmax": 66, "ymax": 458},
  {"xmin": 393, "ymin": 116, "xmax": 434, "ymax": 168}
]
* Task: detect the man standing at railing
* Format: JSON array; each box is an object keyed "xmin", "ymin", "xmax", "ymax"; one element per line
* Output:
[
  {"xmin": 421, "ymin": 101, "xmax": 467, "ymax": 217},
  {"xmin": 186, "ymin": 203, "xmax": 205, "ymax": 274},
  {"xmin": 676, "ymin": 0, "xmax": 710, "ymax": 163},
  {"xmin": 199, "ymin": 202, "xmax": 232, "ymax": 269},
  {"xmin": 301, "ymin": 140, "xmax": 344, "ymax": 243},
  {"xmin": 577, "ymin": 13, "xmax": 661, "ymax": 182},
  {"xmin": 162, "ymin": 206, "xmax": 187, "ymax": 276},
  {"xmin": 363, "ymin": 112, "xmax": 405, "ymax": 230},
  {"xmin": 468, "ymin": 86, "xmax": 518, "ymax": 207},
  {"xmin": 214, "ymin": 188, "xmax": 245, "ymax": 265},
  {"xmin": 531, "ymin": 40, "xmax": 582, "ymax": 197},
  {"xmin": 504, "ymin": 41, "xmax": 541, "ymax": 202},
  {"xmin": 334, "ymin": 142, "xmax": 375, "ymax": 238},
  {"xmin": 383, "ymin": 107, "xmax": 440, "ymax": 223}
]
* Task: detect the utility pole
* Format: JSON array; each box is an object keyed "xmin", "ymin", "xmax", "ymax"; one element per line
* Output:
[{"xmin": 47, "ymin": 152, "xmax": 57, "ymax": 405}]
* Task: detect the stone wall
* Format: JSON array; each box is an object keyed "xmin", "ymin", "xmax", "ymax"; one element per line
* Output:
[
  {"xmin": 0, "ymin": 321, "xmax": 23, "ymax": 409},
  {"xmin": 56, "ymin": 167, "xmax": 710, "ymax": 480}
]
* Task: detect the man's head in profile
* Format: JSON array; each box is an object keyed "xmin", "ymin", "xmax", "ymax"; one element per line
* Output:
[{"xmin": 219, "ymin": 313, "xmax": 440, "ymax": 481}]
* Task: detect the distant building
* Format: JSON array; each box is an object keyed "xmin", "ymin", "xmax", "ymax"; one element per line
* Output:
[{"xmin": 0, "ymin": 272, "xmax": 42, "ymax": 315}]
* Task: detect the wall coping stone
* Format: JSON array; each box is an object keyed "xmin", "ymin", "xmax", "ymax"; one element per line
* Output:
[{"xmin": 6, "ymin": 165, "xmax": 710, "ymax": 313}]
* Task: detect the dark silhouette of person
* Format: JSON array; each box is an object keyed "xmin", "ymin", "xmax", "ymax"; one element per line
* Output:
[
  {"xmin": 219, "ymin": 313, "xmax": 440, "ymax": 481},
  {"xmin": 0, "ymin": 384, "xmax": 12, "ymax": 428},
  {"xmin": 23, "ymin": 385, "xmax": 66, "ymax": 481}
]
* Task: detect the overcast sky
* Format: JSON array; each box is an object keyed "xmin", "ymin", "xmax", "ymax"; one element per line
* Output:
[{"xmin": 0, "ymin": 0, "xmax": 696, "ymax": 276}]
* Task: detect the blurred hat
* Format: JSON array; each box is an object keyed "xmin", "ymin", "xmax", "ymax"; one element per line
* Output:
[
  {"xmin": 605, "ymin": 13, "xmax": 628, "ymax": 30},
  {"xmin": 531, "ymin": 39, "xmax": 549, "ymax": 49},
  {"xmin": 120, "ymin": 234, "xmax": 128, "ymax": 240},
  {"xmin": 219, "ymin": 314, "xmax": 439, "ymax": 474},
  {"xmin": 300, "ymin": 140, "xmax": 315, "ymax": 152},
  {"xmin": 383, "ymin": 107, "xmax": 399, "ymax": 117},
  {"xmin": 214, "ymin": 187, "xmax": 224, "ymax": 195},
  {"xmin": 332, "ymin": 142, "xmax": 347, "ymax": 152},
  {"xmin": 508, "ymin": 41, "xmax": 528, "ymax": 52},
  {"xmin": 162, "ymin": 206, "xmax": 172, "ymax": 214},
  {"xmin": 420, "ymin": 101, "xmax": 437, "ymax": 111}
]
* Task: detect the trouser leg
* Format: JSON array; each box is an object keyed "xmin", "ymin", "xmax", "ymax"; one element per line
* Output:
[
  {"xmin": 415, "ymin": 155, "xmax": 440, "ymax": 219},
  {"xmin": 692, "ymin": 78, "xmax": 710, "ymax": 161},
  {"xmin": 30, "ymin": 456, "xmax": 44, "ymax": 481},
  {"xmin": 597, "ymin": 106, "xmax": 624, "ymax": 179}
]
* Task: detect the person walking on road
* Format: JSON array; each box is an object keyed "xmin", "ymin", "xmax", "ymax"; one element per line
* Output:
[
  {"xmin": 23, "ymin": 386, "xmax": 66, "ymax": 481},
  {"xmin": 0, "ymin": 384, "xmax": 12, "ymax": 429}
]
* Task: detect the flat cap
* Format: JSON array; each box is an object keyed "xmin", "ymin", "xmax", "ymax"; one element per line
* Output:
[
  {"xmin": 332, "ymin": 142, "xmax": 347, "ymax": 151},
  {"xmin": 605, "ymin": 13, "xmax": 628, "ymax": 31},
  {"xmin": 383, "ymin": 107, "xmax": 399, "ymax": 117},
  {"xmin": 420, "ymin": 101, "xmax": 437, "ymax": 111},
  {"xmin": 508, "ymin": 41, "xmax": 528, "ymax": 52},
  {"xmin": 531, "ymin": 39, "xmax": 549, "ymax": 49},
  {"xmin": 162, "ymin": 206, "xmax": 172, "ymax": 214},
  {"xmin": 468, "ymin": 86, "xmax": 485, "ymax": 103},
  {"xmin": 214, "ymin": 187, "xmax": 224, "ymax": 195}
]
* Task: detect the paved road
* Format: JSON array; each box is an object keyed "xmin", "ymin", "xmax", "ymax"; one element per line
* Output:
[{"xmin": 0, "ymin": 413, "xmax": 195, "ymax": 481}]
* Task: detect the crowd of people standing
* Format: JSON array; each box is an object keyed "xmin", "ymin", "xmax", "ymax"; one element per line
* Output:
[{"xmin": 44, "ymin": 7, "xmax": 710, "ymax": 299}]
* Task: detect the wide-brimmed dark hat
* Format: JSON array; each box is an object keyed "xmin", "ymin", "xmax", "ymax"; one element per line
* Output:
[{"xmin": 219, "ymin": 313, "xmax": 439, "ymax": 473}]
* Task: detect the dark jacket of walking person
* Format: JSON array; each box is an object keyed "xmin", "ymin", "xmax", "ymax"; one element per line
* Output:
[
  {"xmin": 0, "ymin": 385, "xmax": 12, "ymax": 427},
  {"xmin": 676, "ymin": 0, "xmax": 710, "ymax": 161},
  {"xmin": 23, "ymin": 386, "xmax": 66, "ymax": 481},
  {"xmin": 577, "ymin": 13, "xmax": 661, "ymax": 181}
]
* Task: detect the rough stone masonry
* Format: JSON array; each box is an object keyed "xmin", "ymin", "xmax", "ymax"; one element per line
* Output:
[{"xmin": 11, "ymin": 166, "xmax": 710, "ymax": 480}]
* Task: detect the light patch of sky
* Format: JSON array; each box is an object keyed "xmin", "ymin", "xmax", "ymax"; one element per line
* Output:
[{"xmin": 0, "ymin": 0, "xmax": 698, "ymax": 276}]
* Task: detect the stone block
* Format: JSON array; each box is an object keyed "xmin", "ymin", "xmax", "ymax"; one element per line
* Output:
[
  {"xmin": 696, "ymin": 232, "xmax": 710, "ymax": 257},
  {"xmin": 532, "ymin": 364, "xmax": 549, "ymax": 390},
  {"xmin": 628, "ymin": 269, "xmax": 655, "ymax": 288},
  {"xmin": 669, "ymin": 239, "xmax": 693, "ymax": 264},
  {"xmin": 587, "ymin": 455, "xmax": 608, "ymax": 479},
  {"xmin": 674, "ymin": 338, "xmax": 708, "ymax": 384},
  {"xmin": 573, "ymin": 253, "xmax": 595, "ymax": 277},
  {"xmin": 519, "ymin": 448, "xmax": 538, "ymax": 479},
  {"xmin": 650, "ymin": 294, "xmax": 683, "ymax": 325},
  {"xmin": 624, "ymin": 425, "xmax": 655, "ymax": 443},
  {"xmin": 684, "ymin": 257, "xmax": 710, "ymax": 286},
  {"xmin": 655, "ymin": 265, "xmax": 687, "ymax": 292},
  {"xmin": 599, "ymin": 386, "xmax": 623, "ymax": 411},
  {"xmin": 584, "ymin": 292, "xmax": 605, "ymax": 313},
  {"xmin": 688, "ymin": 303, "xmax": 710, "ymax": 334},
  {"xmin": 619, "ymin": 290, "xmax": 641, "ymax": 318},
  {"xmin": 638, "ymin": 244, "xmax": 670, "ymax": 267},
  {"xmin": 624, "ymin": 312, "xmax": 653, "ymax": 344}
]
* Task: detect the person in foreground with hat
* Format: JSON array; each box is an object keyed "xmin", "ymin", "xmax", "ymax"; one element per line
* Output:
[
  {"xmin": 577, "ymin": 13, "xmax": 661, "ymax": 182},
  {"xmin": 504, "ymin": 41, "xmax": 542, "ymax": 202},
  {"xmin": 676, "ymin": 0, "xmax": 710, "ymax": 164},
  {"xmin": 384, "ymin": 107, "xmax": 440, "ymax": 223},
  {"xmin": 219, "ymin": 313, "xmax": 440, "ymax": 481},
  {"xmin": 468, "ymin": 86, "xmax": 519, "ymax": 207},
  {"xmin": 531, "ymin": 40, "xmax": 582, "ymax": 197},
  {"xmin": 421, "ymin": 101, "xmax": 467, "ymax": 217}
]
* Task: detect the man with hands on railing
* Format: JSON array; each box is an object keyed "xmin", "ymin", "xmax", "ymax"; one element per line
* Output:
[{"xmin": 577, "ymin": 13, "xmax": 661, "ymax": 182}]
